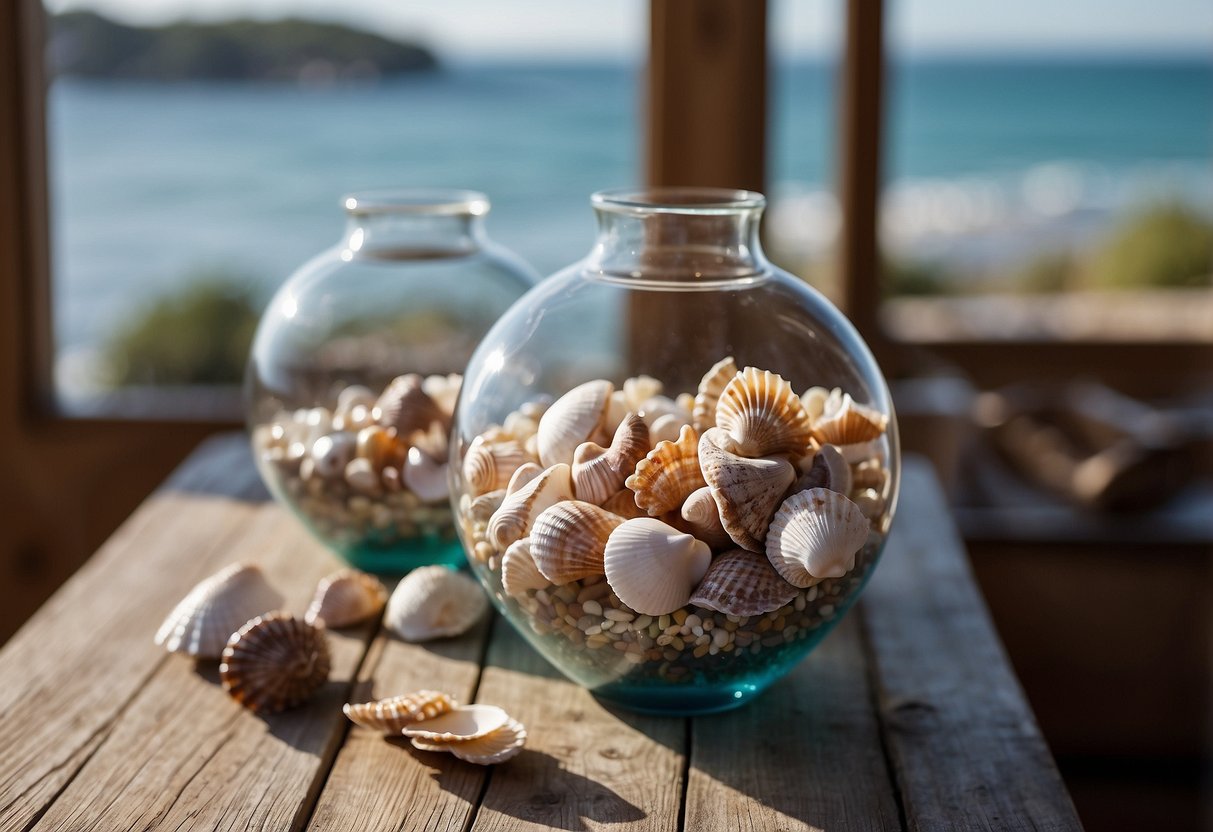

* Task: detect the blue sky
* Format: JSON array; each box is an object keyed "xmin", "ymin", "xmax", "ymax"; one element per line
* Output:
[{"xmin": 45, "ymin": 0, "xmax": 1213, "ymax": 61}]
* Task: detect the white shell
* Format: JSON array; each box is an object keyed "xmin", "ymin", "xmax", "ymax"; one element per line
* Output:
[
  {"xmin": 536, "ymin": 379, "xmax": 613, "ymax": 467},
  {"xmin": 679, "ymin": 485, "xmax": 734, "ymax": 549},
  {"xmin": 402, "ymin": 703, "xmax": 511, "ymax": 742},
  {"xmin": 693, "ymin": 356, "xmax": 738, "ymax": 432},
  {"xmin": 344, "ymin": 690, "xmax": 457, "ymax": 733},
  {"xmin": 647, "ymin": 413, "xmax": 684, "ymax": 446},
  {"xmin": 766, "ymin": 488, "xmax": 870, "ymax": 588},
  {"xmin": 529, "ymin": 500, "xmax": 623, "ymax": 584},
  {"xmin": 572, "ymin": 412, "xmax": 649, "ymax": 506},
  {"xmin": 505, "ymin": 462, "xmax": 544, "ymax": 495},
  {"xmin": 486, "ymin": 463, "xmax": 574, "ymax": 551},
  {"xmin": 698, "ymin": 428, "xmax": 796, "ymax": 552},
  {"xmin": 442, "ymin": 717, "xmax": 527, "ymax": 765},
  {"xmin": 501, "ymin": 538, "xmax": 550, "ymax": 596},
  {"xmin": 304, "ymin": 569, "xmax": 388, "ymax": 628},
  {"xmin": 155, "ymin": 562, "xmax": 284, "ymax": 659},
  {"xmin": 623, "ymin": 375, "xmax": 664, "ymax": 409},
  {"xmin": 311, "ymin": 432, "xmax": 356, "ymax": 480},
  {"xmin": 385, "ymin": 566, "xmax": 488, "ymax": 642},
  {"xmin": 403, "ymin": 446, "xmax": 451, "ymax": 504},
  {"xmin": 637, "ymin": 395, "xmax": 690, "ymax": 428},
  {"xmin": 603, "ymin": 518, "xmax": 712, "ymax": 616}
]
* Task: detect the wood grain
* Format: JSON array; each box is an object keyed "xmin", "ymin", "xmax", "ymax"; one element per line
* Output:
[
  {"xmin": 684, "ymin": 615, "xmax": 902, "ymax": 832},
  {"xmin": 861, "ymin": 461, "xmax": 1084, "ymax": 831},
  {"xmin": 469, "ymin": 625, "xmax": 685, "ymax": 832}
]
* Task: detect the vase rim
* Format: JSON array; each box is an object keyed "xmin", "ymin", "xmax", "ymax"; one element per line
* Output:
[
  {"xmin": 341, "ymin": 189, "xmax": 490, "ymax": 217},
  {"xmin": 592, "ymin": 187, "xmax": 766, "ymax": 215}
]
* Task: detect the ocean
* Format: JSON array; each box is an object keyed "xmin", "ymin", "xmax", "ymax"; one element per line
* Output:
[{"xmin": 47, "ymin": 58, "xmax": 1212, "ymax": 367}]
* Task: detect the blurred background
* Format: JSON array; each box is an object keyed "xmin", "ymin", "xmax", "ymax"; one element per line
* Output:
[{"xmin": 1, "ymin": 0, "xmax": 1210, "ymax": 828}]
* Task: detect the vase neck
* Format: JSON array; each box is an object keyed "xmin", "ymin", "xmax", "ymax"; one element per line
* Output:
[
  {"xmin": 340, "ymin": 190, "xmax": 489, "ymax": 259},
  {"xmin": 586, "ymin": 188, "xmax": 768, "ymax": 285}
]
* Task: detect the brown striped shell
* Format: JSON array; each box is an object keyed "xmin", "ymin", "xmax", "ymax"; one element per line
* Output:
[
  {"xmin": 462, "ymin": 435, "xmax": 530, "ymax": 497},
  {"xmin": 714, "ymin": 367, "xmax": 812, "ymax": 458},
  {"xmin": 689, "ymin": 548, "xmax": 799, "ymax": 617},
  {"xmin": 810, "ymin": 390, "xmax": 888, "ymax": 446},
  {"xmin": 698, "ymin": 428, "xmax": 796, "ymax": 552},
  {"xmin": 529, "ymin": 500, "xmax": 623, "ymax": 584},
  {"xmin": 692, "ymin": 356, "xmax": 738, "ymax": 433},
  {"xmin": 501, "ymin": 538, "xmax": 550, "ymax": 596},
  {"xmin": 625, "ymin": 424, "xmax": 706, "ymax": 516},
  {"xmin": 344, "ymin": 690, "xmax": 457, "ymax": 733},
  {"xmin": 572, "ymin": 412, "xmax": 650, "ymax": 505},
  {"xmin": 219, "ymin": 613, "xmax": 330, "ymax": 713},
  {"xmin": 486, "ymin": 463, "xmax": 574, "ymax": 551},
  {"xmin": 375, "ymin": 374, "xmax": 450, "ymax": 437},
  {"xmin": 304, "ymin": 569, "xmax": 387, "ymax": 628}
]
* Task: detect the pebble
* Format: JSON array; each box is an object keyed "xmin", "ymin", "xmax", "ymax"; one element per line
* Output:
[
  {"xmin": 604, "ymin": 609, "xmax": 634, "ymax": 622},
  {"xmin": 582, "ymin": 599, "xmax": 603, "ymax": 617}
]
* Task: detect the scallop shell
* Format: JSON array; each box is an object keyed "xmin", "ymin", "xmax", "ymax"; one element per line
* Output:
[
  {"xmin": 529, "ymin": 500, "xmax": 623, "ymax": 584},
  {"xmin": 376, "ymin": 374, "xmax": 450, "ymax": 436},
  {"xmin": 647, "ymin": 413, "xmax": 684, "ymax": 446},
  {"xmin": 536, "ymin": 379, "xmax": 613, "ymax": 467},
  {"xmin": 402, "ymin": 703, "xmax": 511, "ymax": 742},
  {"xmin": 692, "ymin": 356, "xmax": 738, "ymax": 432},
  {"xmin": 811, "ymin": 390, "xmax": 888, "ymax": 446},
  {"xmin": 679, "ymin": 485, "xmax": 734, "ymax": 549},
  {"xmin": 698, "ymin": 427, "xmax": 796, "ymax": 552},
  {"xmin": 625, "ymin": 424, "xmax": 706, "ymax": 516},
  {"xmin": 603, "ymin": 517, "xmax": 712, "ymax": 616},
  {"xmin": 572, "ymin": 412, "xmax": 650, "ymax": 505},
  {"xmin": 766, "ymin": 488, "xmax": 870, "ymax": 588},
  {"xmin": 794, "ymin": 443, "xmax": 852, "ymax": 495},
  {"xmin": 344, "ymin": 690, "xmax": 457, "ymax": 733},
  {"xmin": 422, "ymin": 373, "xmax": 462, "ymax": 417},
  {"xmin": 304, "ymin": 569, "xmax": 388, "ymax": 628},
  {"xmin": 689, "ymin": 549, "xmax": 799, "ymax": 617},
  {"xmin": 433, "ymin": 717, "xmax": 527, "ymax": 765},
  {"xmin": 501, "ymin": 538, "xmax": 550, "ymax": 596},
  {"xmin": 155, "ymin": 563, "xmax": 284, "ymax": 659},
  {"xmin": 219, "ymin": 613, "xmax": 330, "ymax": 713},
  {"xmin": 403, "ymin": 445, "xmax": 450, "ymax": 504},
  {"xmin": 486, "ymin": 463, "xmax": 574, "ymax": 550},
  {"xmin": 600, "ymin": 489, "xmax": 647, "ymax": 520},
  {"xmin": 715, "ymin": 367, "xmax": 812, "ymax": 458},
  {"xmin": 800, "ymin": 386, "xmax": 834, "ymax": 420},
  {"xmin": 462, "ymin": 436, "xmax": 530, "ymax": 497},
  {"xmin": 385, "ymin": 566, "xmax": 488, "ymax": 642}
]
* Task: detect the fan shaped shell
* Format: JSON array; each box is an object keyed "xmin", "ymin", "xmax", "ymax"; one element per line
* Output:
[
  {"xmin": 692, "ymin": 356, "xmax": 738, "ymax": 433},
  {"xmin": 344, "ymin": 690, "xmax": 457, "ymax": 733},
  {"xmin": 155, "ymin": 562, "xmax": 284, "ymax": 659},
  {"xmin": 715, "ymin": 367, "xmax": 812, "ymax": 458},
  {"xmin": 529, "ymin": 500, "xmax": 623, "ymax": 584},
  {"xmin": 305, "ymin": 569, "xmax": 387, "ymax": 628},
  {"xmin": 689, "ymin": 548, "xmax": 799, "ymax": 617},
  {"xmin": 501, "ymin": 538, "xmax": 550, "ymax": 596},
  {"xmin": 766, "ymin": 488, "xmax": 870, "ymax": 588},
  {"xmin": 385, "ymin": 566, "xmax": 488, "ymax": 642},
  {"xmin": 441, "ymin": 717, "xmax": 528, "ymax": 765},
  {"xmin": 572, "ymin": 412, "xmax": 650, "ymax": 505},
  {"xmin": 463, "ymin": 436, "xmax": 530, "ymax": 496},
  {"xmin": 486, "ymin": 463, "xmax": 574, "ymax": 551},
  {"xmin": 536, "ymin": 379, "xmax": 613, "ymax": 467},
  {"xmin": 699, "ymin": 428, "xmax": 796, "ymax": 552},
  {"xmin": 219, "ymin": 613, "xmax": 330, "ymax": 713},
  {"xmin": 625, "ymin": 424, "xmax": 706, "ymax": 516},
  {"xmin": 603, "ymin": 517, "xmax": 712, "ymax": 616},
  {"xmin": 811, "ymin": 390, "xmax": 888, "ymax": 446},
  {"xmin": 402, "ymin": 703, "xmax": 511, "ymax": 742}
]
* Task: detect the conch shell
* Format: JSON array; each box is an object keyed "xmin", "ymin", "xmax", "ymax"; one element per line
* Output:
[
  {"xmin": 811, "ymin": 390, "xmax": 887, "ymax": 446},
  {"xmin": 536, "ymin": 379, "xmax": 613, "ymax": 467},
  {"xmin": 462, "ymin": 435, "xmax": 530, "ymax": 496},
  {"xmin": 689, "ymin": 548, "xmax": 798, "ymax": 617},
  {"xmin": 692, "ymin": 356, "xmax": 738, "ymax": 433},
  {"xmin": 385, "ymin": 566, "xmax": 488, "ymax": 642},
  {"xmin": 501, "ymin": 538, "xmax": 550, "ymax": 597},
  {"xmin": 304, "ymin": 568, "xmax": 387, "ymax": 628},
  {"xmin": 603, "ymin": 517, "xmax": 712, "ymax": 616},
  {"xmin": 765, "ymin": 487, "xmax": 870, "ymax": 588},
  {"xmin": 219, "ymin": 612, "xmax": 330, "ymax": 713},
  {"xmin": 155, "ymin": 562, "xmax": 284, "ymax": 659},
  {"xmin": 625, "ymin": 424, "xmax": 706, "ymax": 516},
  {"xmin": 698, "ymin": 428, "xmax": 796, "ymax": 552},
  {"xmin": 714, "ymin": 367, "xmax": 812, "ymax": 458},
  {"xmin": 486, "ymin": 463, "xmax": 574, "ymax": 550},
  {"xmin": 678, "ymin": 485, "xmax": 733, "ymax": 549},
  {"xmin": 375, "ymin": 374, "xmax": 449, "ymax": 437},
  {"xmin": 529, "ymin": 500, "xmax": 623, "ymax": 584},
  {"xmin": 794, "ymin": 443, "xmax": 852, "ymax": 495},
  {"xmin": 572, "ymin": 412, "xmax": 649, "ymax": 505},
  {"xmin": 344, "ymin": 690, "xmax": 457, "ymax": 733}
]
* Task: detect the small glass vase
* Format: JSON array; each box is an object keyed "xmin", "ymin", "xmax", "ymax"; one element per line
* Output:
[
  {"xmin": 451, "ymin": 188, "xmax": 899, "ymax": 715},
  {"xmin": 246, "ymin": 190, "xmax": 537, "ymax": 574}
]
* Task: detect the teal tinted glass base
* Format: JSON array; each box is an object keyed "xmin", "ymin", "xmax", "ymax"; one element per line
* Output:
[{"xmin": 341, "ymin": 534, "xmax": 465, "ymax": 576}]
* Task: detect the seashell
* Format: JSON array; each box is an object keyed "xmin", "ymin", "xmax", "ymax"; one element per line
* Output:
[
  {"xmin": 699, "ymin": 427, "xmax": 796, "ymax": 552},
  {"xmin": 311, "ymin": 432, "xmax": 356, "ymax": 480},
  {"xmin": 356, "ymin": 425, "xmax": 404, "ymax": 471},
  {"xmin": 625, "ymin": 424, "xmax": 706, "ymax": 516},
  {"xmin": 385, "ymin": 566, "xmax": 488, "ymax": 642},
  {"xmin": 422, "ymin": 717, "xmax": 527, "ymax": 765},
  {"xmin": 600, "ymin": 489, "xmax": 647, "ymax": 520},
  {"xmin": 794, "ymin": 443, "xmax": 852, "ymax": 495},
  {"xmin": 344, "ymin": 457, "xmax": 381, "ymax": 496},
  {"xmin": 637, "ymin": 395, "xmax": 690, "ymax": 428},
  {"xmin": 800, "ymin": 386, "xmax": 834, "ymax": 420},
  {"xmin": 689, "ymin": 548, "xmax": 798, "ymax": 617},
  {"xmin": 305, "ymin": 568, "xmax": 388, "ymax": 628},
  {"xmin": 811, "ymin": 390, "xmax": 888, "ymax": 446},
  {"xmin": 463, "ymin": 435, "xmax": 530, "ymax": 496},
  {"xmin": 679, "ymin": 485, "xmax": 734, "ymax": 549},
  {"xmin": 336, "ymin": 384, "xmax": 377, "ymax": 415},
  {"xmin": 647, "ymin": 413, "xmax": 684, "ymax": 446},
  {"xmin": 852, "ymin": 487, "xmax": 886, "ymax": 521},
  {"xmin": 402, "ymin": 703, "xmax": 510, "ymax": 742},
  {"xmin": 852, "ymin": 458, "xmax": 888, "ymax": 492},
  {"xmin": 486, "ymin": 463, "xmax": 574, "ymax": 550},
  {"xmin": 344, "ymin": 690, "xmax": 457, "ymax": 734},
  {"xmin": 766, "ymin": 488, "xmax": 870, "ymax": 588},
  {"xmin": 840, "ymin": 439, "xmax": 882, "ymax": 464},
  {"xmin": 501, "ymin": 538, "xmax": 550, "ymax": 596},
  {"xmin": 529, "ymin": 500, "xmax": 623, "ymax": 584},
  {"xmin": 503, "ymin": 411, "xmax": 540, "ymax": 441},
  {"xmin": 623, "ymin": 375, "xmax": 664, "ymax": 409},
  {"xmin": 603, "ymin": 518, "xmax": 712, "ymax": 616},
  {"xmin": 422, "ymin": 373, "xmax": 462, "ymax": 417},
  {"xmin": 505, "ymin": 461, "xmax": 544, "ymax": 495},
  {"xmin": 376, "ymin": 374, "xmax": 450, "ymax": 437},
  {"xmin": 676, "ymin": 392, "xmax": 696, "ymax": 414},
  {"xmin": 408, "ymin": 421, "xmax": 449, "ymax": 460},
  {"xmin": 219, "ymin": 612, "xmax": 330, "ymax": 713},
  {"xmin": 536, "ymin": 379, "xmax": 613, "ymax": 467},
  {"xmin": 572, "ymin": 412, "xmax": 650, "ymax": 505},
  {"xmin": 715, "ymin": 367, "xmax": 812, "ymax": 458},
  {"xmin": 469, "ymin": 489, "xmax": 507, "ymax": 526},
  {"xmin": 693, "ymin": 356, "xmax": 738, "ymax": 433},
  {"xmin": 155, "ymin": 562, "xmax": 284, "ymax": 659},
  {"xmin": 403, "ymin": 446, "xmax": 450, "ymax": 504}
]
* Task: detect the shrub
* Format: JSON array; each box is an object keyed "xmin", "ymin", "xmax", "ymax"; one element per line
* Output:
[{"xmin": 1090, "ymin": 203, "xmax": 1213, "ymax": 290}]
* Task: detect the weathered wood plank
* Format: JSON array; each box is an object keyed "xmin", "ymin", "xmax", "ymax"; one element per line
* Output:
[
  {"xmin": 306, "ymin": 618, "xmax": 492, "ymax": 832},
  {"xmin": 468, "ymin": 625, "xmax": 685, "ymax": 832},
  {"xmin": 0, "ymin": 436, "xmax": 265, "ymax": 831},
  {"xmin": 684, "ymin": 615, "xmax": 902, "ymax": 832},
  {"xmin": 31, "ymin": 502, "xmax": 369, "ymax": 832},
  {"xmin": 861, "ymin": 460, "xmax": 1084, "ymax": 831}
]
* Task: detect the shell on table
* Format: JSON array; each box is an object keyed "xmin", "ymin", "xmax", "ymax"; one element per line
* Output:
[
  {"xmin": 155, "ymin": 562, "xmax": 284, "ymax": 659},
  {"xmin": 794, "ymin": 443, "xmax": 852, "ymax": 496},
  {"xmin": 219, "ymin": 612, "xmax": 331, "ymax": 713},
  {"xmin": 625, "ymin": 424, "xmax": 706, "ymax": 517},
  {"xmin": 536, "ymin": 379, "xmax": 613, "ymax": 467},
  {"xmin": 304, "ymin": 568, "xmax": 387, "ymax": 628},
  {"xmin": 344, "ymin": 690, "xmax": 457, "ymax": 734},
  {"xmin": 486, "ymin": 463, "xmax": 574, "ymax": 551},
  {"xmin": 679, "ymin": 485, "xmax": 734, "ymax": 549},
  {"xmin": 692, "ymin": 356, "xmax": 739, "ymax": 433},
  {"xmin": 689, "ymin": 548, "xmax": 799, "ymax": 617},
  {"xmin": 402, "ymin": 445, "xmax": 450, "ymax": 504},
  {"xmin": 603, "ymin": 517, "xmax": 712, "ymax": 616},
  {"xmin": 428, "ymin": 717, "xmax": 527, "ymax": 765},
  {"xmin": 699, "ymin": 428, "xmax": 796, "ymax": 552},
  {"xmin": 375, "ymin": 374, "xmax": 450, "ymax": 437},
  {"xmin": 385, "ymin": 566, "xmax": 488, "ymax": 642},
  {"xmin": 463, "ymin": 436, "xmax": 530, "ymax": 497},
  {"xmin": 402, "ymin": 703, "xmax": 511, "ymax": 742},
  {"xmin": 501, "ymin": 538, "xmax": 550, "ymax": 597},
  {"xmin": 766, "ymin": 487, "xmax": 870, "ymax": 588},
  {"xmin": 572, "ymin": 412, "xmax": 650, "ymax": 506},
  {"xmin": 714, "ymin": 367, "xmax": 812, "ymax": 458},
  {"xmin": 529, "ymin": 500, "xmax": 623, "ymax": 585},
  {"xmin": 810, "ymin": 390, "xmax": 888, "ymax": 447},
  {"xmin": 600, "ymin": 489, "xmax": 647, "ymax": 520}
]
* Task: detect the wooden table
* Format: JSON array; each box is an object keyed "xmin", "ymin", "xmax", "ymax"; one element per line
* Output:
[{"xmin": 0, "ymin": 436, "xmax": 1083, "ymax": 831}]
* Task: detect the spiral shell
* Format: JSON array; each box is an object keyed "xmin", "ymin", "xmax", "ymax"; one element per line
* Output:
[
  {"xmin": 304, "ymin": 569, "xmax": 387, "ymax": 628},
  {"xmin": 698, "ymin": 428, "xmax": 796, "ymax": 552},
  {"xmin": 766, "ymin": 488, "xmax": 870, "ymax": 588},
  {"xmin": 463, "ymin": 435, "xmax": 530, "ymax": 497},
  {"xmin": 692, "ymin": 356, "xmax": 738, "ymax": 433},
  {"xmin": 486, "ymin": 463, "xmax": 574, "ymax": 551},
  {"xmin": 344, "ymin": 690, "xmax": 457, "ymax": 733},
  {"xmin": 811, "ymin": 390, "xmax": 887, "ymax": 446},
  {"xmin": 572, "ymin": 412, "xmax": 650, "ymax": 506},
  {"xmin": 219, "ymin": 613, "xmax": 330, "ymax": 713},
  {"xmin": 679, "ymin": 485, "xmax": 733, "ymax": 549},
  {"xmin": 794, "ymin": 443, "xmax": 852, "ymax": 496},
  {"xmin": 385, "ymin": 566, "xmax": 488, "ymax": 642},
  {"xmin": 501, "ymin": 538, "xmax": 550, "ymax": 596},
  {"xmin": 603, "ymin": 517, "xmax": 712, "ymax": 616},
  {"xmin": 155, "ymin": 563, "xmax": 284, "ymax": 659},
  {"xmin": 625, "ymin": 424, "xmax": 706, "ymax": 516},
  {"xmin": 536, "ymin": 379, "xmax": 613, "ymax": 467},
  {"xmin": 715, "ymin": 367, "xmax": 812, "ymax": 458},
  {"xmin": 689, "ymin": 548, "xmax": 798, "ymax": 617},
  {"xmin": 375, "ymin": 374, "xmax": 449, "ymax": 437},
  {"xmin": 529, "ymin": 500, "xmax": 623, "ymax": 584}
]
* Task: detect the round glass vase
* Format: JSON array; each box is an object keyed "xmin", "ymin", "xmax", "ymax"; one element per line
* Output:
[
  {"xmin": 451, "ymin": 188, "xmax": 899, "ymax": 715},
  {"xmin": 246, "ymin": 190, "xmax": 537, "ymax": 574}
]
